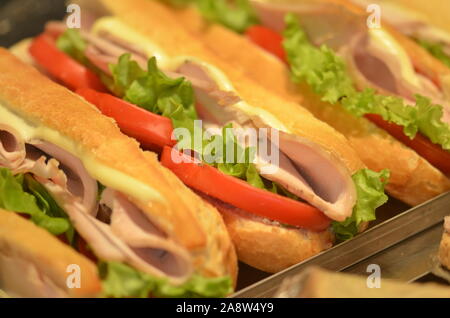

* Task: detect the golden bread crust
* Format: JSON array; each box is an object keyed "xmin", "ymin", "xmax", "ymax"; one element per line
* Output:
[
  {"xmin": 220, "ymin": 208, "xmax": 333, "ymax": 273},
  {"xmin": 0, "ymin": 210, "xmax": 101, "ymax": 297}
]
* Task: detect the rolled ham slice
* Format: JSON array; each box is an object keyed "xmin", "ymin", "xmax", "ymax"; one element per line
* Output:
[
  {"xmin": 202, "ymin": 122, "xmax": 356, "ymax": 222},
  {"xmin": 40, "ymin": 182, "xmax": 192, "ymax": 284},
  {"xmin": 30, "ymin": 141, "xmax": 98, "ymax": 217},
  {"xmin": 0, "ymin": 124, "xmax": 192, "ymax": 284},
  {"xmin": 250, "ymin": 0, "xmax": 450, "ymax": 126},
  {"xmin": 0, "ymin": 125, "xmax": 26, "ymax": 171}
]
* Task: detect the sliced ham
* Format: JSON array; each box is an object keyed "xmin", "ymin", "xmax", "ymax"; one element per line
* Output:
[
  {"xmin": 45, "ymin": 22, "xmax": 148, "ymax": 75},
  {"xmin": 102, "ymin": 189, "xmax": 192, "ymax": 280},
  {"xmin": 0, "ymin": 125, "xmax": 26, "ymax": 171},
  {"xmin": 346, "ymin": 42, "xmax": 450, "ymax": 125},
  {"xmin": 350, "ymin": 0, "xmax": 450, "ymax": 56},
  {"xmin": 356, "ymin": 32, "xmax": 425, "ymax": 100},
  {"xmin": 82, "ymin": 30, "xmax": 149, "ymax": 73},
  {"xmin": 272, "ymin": 131, "xmax": 356, "ymax": 222},
  {"xmin": 84, "ymin": 45, "xmax": 119, "ymax": 75},
  {"xmin": 30, "ymin": 141, "xmax": 98, "ymax": 217},
  {"xmin": 202, "ymin": 123, "xmax": 356, "ymax": 222},
  {"xmin": 40, "ymin": 181, "xmax": 192, "ymax": 284}
]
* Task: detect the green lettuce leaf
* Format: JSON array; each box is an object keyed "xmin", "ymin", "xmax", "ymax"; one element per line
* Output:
[
  {"xmin": 416, "ymin": 38, "xmax": 450, "ymax": 68},
  {"xmin": 109, "ymin": 53, "xmax": 147, "ymax": 97},
  {"xmin": 196, "ymin": 0, "xmax": 259, "ymax": 33},
  {"xmin": 283, "ymin": 13, "xmax": 354, "ymax": 104},
  {"xmin": 99, "ymin": 261, "xmax": 233, "ymax": 298},
  {"xmin": 97, "ymin": 182, "xmax": 106, "ymax": 201},
  {"xmin": 283, "ymin": 13, "xmax": 450, "ymax": 151},
  {"xmin": 109, "ymin": 55, "xmax": 287, "ymax": 198},
  {"xmin": 110, "ymin": 54, "xmax": 198, "ymax": 138},
  {"xmin": 56, "ymin": 28, "xmax": 88, "ymax": 64},
  {"xmin": 332, "ymin": 169, "xmax": 389, "ymax": 241},
  {"xmin": 203, "ymin": 124, "xmax": 266, "ymax": 189},
  {"xmin": 201, "ymin": 124, "xmax": 304, "ymax": 199},
  {"xmin": 0, "ymin": 168, "xmax": 72, "ymax": 236},
  {"xmin": 23, "ymin": 174, "xmax": 75, "ymax": 243}
]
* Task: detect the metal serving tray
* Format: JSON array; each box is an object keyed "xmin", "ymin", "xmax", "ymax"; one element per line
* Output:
[
  {"xmin": 2, "ymin": 0, "xmax": 449, "ymax": 299},
  {"xmin": 232, "ymin": 191, "xmax": 450, "ymax": 297}
]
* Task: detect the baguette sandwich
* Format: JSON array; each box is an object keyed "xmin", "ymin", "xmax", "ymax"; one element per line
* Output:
[
  {"xmin": 157, "ymin": 0, "xmax": 450, "ymax": 206},
  {"xmin": 0, "ymin": 49, "xmax": 237, "ymax": 297},
  {"xmin": 15, "ymin": 0, "xmax": 390, "ymax": 273}
]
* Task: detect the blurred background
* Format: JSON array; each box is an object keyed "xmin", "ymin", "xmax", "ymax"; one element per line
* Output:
[{"xmin": 0, "ymin": 0, "xmax": 66, "ymax": 47}]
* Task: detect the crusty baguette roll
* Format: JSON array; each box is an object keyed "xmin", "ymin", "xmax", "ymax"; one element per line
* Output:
[
  {"xmin": 275, "ymin": 266, "xmax": 450, "ymax": 298},
  {"xmin": 0, "ymin": 48, "xmax": 237, "ymax": 285},
  {"xmin": 162, "ymin": 0, "xmax": 450, "ymax": 206},
  {"xmin": 383, "ymin": 23, "xmax": 450, "ymax": 87},
  {"xmin": 0, "ymin": 209, "xmax": 100, "ymax": 298},
  {"xmin": 91, "ymin": 0, "xmax": 376, "ymax": 272}
]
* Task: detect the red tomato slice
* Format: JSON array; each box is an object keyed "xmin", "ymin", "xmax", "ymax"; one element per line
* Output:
[
  {"xmin": 246, "ymin": 25, "xmax": 287, "ymax": 63},
  {"xmin": 29, "ymin": 34, "xmax": 107, "ymax": 92},
  {"xmin": 365, "ymin": 114, "xmax": 450, "ymax": 175},
  {"xmin": 76, "ymin": 88, "xmax": 176, "ymax": 149},
  {"xmin": 161, "ymin": 146, "xmax": 331, "ymax": 231}
]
